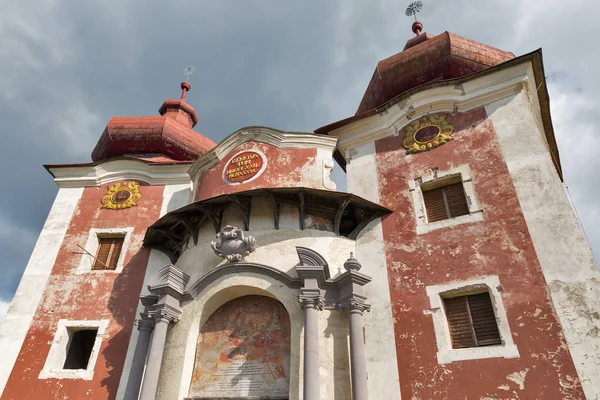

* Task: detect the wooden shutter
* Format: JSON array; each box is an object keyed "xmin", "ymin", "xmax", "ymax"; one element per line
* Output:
[
  {"xmin": 468, "ymin": 293, "xmax": 502, "ymax": 346},
  {"xmin": 93, "ymin": 237, "xmax": 124, "ymax": 270},
  {"xmin": 423, "ymin": 187, "xmax": 448, "ymax": 222},
  {"xmin": 423, "ymin": 181, "xmax": 469, "ymax": 223},
  {"xmin": 444, "ymin": 182, "xmax": 469, "ymax": 218},
  {"xmin": 443, "ymin": 296, "xmax": 476, "ymax": 348},
  {"xmin": 443, "ymin": 292, "xmax": 501, "ymax": 349}
]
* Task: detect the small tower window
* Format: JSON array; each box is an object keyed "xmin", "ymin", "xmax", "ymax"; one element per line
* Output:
[
  {"xmin": 443, "ymin": 292, "xmax": 502, "ymax": 349},
  {"xmin": 93, "ymin": 236, "xmax": 124, "ymax": 270},
  {"xmin": 63, "ymin": 328, "xmax": 98, "ymax": 370},
  {"xmin": 422, "ymin": 181, "xmax": 469, "ymax": 222}
]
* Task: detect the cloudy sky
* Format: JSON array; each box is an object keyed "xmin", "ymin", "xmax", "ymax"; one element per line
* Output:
[{"xmin": 0, "ymin": 0, "xmax": 598, "ymax": 321}]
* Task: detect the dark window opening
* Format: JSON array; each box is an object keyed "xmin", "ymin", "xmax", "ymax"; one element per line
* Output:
[
  {"xmin": 443, "ymin": 292, "xmax": 502, "ymax": 349},
  {"xmin": 93, "ymin": 236, "xmax": 124, "ymax": 270},
  {"xmin": 422, "ymin": 181, "xmax": 469, "ymax": 223},
  {"xmin": 63, "ymin": 329, "xmax": 98, "ymax": 370}
]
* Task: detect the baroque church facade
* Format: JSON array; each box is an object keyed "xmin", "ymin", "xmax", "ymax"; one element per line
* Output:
[{"xmin": 0, "ymin": 21, "xmax": 599, "ymax": 400}]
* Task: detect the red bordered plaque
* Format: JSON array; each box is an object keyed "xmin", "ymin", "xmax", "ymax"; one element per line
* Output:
[{"xmin": 222, "ymin": 150, "xmax": 267, "ymax": 184}]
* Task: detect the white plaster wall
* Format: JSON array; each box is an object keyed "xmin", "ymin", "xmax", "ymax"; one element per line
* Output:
[
  {"xmin": 347, "ymin": 141, "xmax": 403, "ymax": 400},
  {"xmin": 115, "ymin": 183, "xmax": 191, "ymax": 400},
  {"xmin": 487, "ymin": 89, "xmax": 600, "ymax": 399},
  {"xmin": 0, "ymin": 187, "xmax": 83, "ymax": 396}
]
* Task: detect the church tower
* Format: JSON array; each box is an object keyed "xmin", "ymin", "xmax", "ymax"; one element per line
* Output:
[{"xmin": 0, "ymin": 13, "xmax": 599, "ymax": 400}]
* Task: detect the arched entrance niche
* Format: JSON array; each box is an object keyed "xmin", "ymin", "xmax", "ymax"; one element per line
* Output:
[{"xmin": 189, "ymin": 295, "xmax": 291, "ymax": 399}]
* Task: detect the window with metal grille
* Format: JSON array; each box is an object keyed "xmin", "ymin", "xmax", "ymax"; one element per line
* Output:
[
  {"xmin": 93, "ymin": 236, "xmax": 124, "ymax": 270},
  {"xmin": 422, "ymin": 181, "xmax": 469, "ymax": 223},
  {"xmin": 443, "ymin": 292, "xmax": 502, "ymax": 349}
]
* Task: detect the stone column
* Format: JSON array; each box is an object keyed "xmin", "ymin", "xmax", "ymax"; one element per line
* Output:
[
  {"xmin": 124, "ymin": 295, "xmax": 158, "ymax": 400},
  {"xmin": 299, "ymin": 294, "xmax": 323, "ymax": 400},
  {"xmin": 138, "ymin": 305, "xmax": 180, "ymax": 400},
  {"xmin": 338, "ymin": 253, "xmax": 372, "ymax": 400},
  {"xmin": 123, "ymin": 312, "xmax": 154, "ymax": 400},
  {"xmin": 347, "ymin": 302, "xmax": 370, "ymax": 400}
]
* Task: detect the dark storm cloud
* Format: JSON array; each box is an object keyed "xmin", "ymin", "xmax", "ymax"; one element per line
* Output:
[{"xmin": 0, "ymin": 0, "xmax": 598, "ymax": 311}]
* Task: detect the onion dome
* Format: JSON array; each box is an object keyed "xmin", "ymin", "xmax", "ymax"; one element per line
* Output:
[
  {"xmin": 355, "ymin": 23, "xmax": 515, "ymax": 115},
  {"xmin": 91, "ymin": 82, "xmax": 216, "ymax": 162}
]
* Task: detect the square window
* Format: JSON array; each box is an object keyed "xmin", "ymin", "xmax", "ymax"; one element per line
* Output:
[
  {"xmin": 443, "ymin": 292, "xmax": 501, "ymax": 349},
  {"xmin": 409, "ymin": 166, "xmax": 484, "ymax": 234},
  {"xmin": 425, "ymin": 276, "xmax": 519, "ymax": 364},
  {"xmin": 76, "ymin": 228, "xmax": 133, "ymax": 274},
  {"xmin": 422, "ymin": 179, "xmax": 470, "ymax": 223},
  {"xmin": 39, "ymin": 319, "xmax": 108, "ymax": 380},
  {"xmin": 63, "ymin": 328, "xmax": 98, "ymax": 369},
  {"xmin": 93, "ymin": 235, "xmax": 124, "ymax": 270}
]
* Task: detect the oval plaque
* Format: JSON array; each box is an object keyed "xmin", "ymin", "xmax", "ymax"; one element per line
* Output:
[{"xmin": 223, "ymin": 150, "xmax": 267, "ymax": 184}]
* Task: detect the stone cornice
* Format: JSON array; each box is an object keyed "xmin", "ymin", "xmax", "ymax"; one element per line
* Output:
[
  {"xmin": 189, "ymin": 126, "xmax": 338, "ymax": 180},
  {"xmin": 331, "ymin": 65, "xmax": 530, "ymax": 154},
  {"xmin": 148, "ymin": 265, "xmax": 190, "ymax": 299},
  {"xmin": 45, "ymin": 158, "xmax": 192, "ymax": 188}
]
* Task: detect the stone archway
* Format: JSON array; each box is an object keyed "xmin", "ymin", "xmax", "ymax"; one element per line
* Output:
[{"xmin": 189, "ymin": 295, "xmax": 291, "ymax": 399}]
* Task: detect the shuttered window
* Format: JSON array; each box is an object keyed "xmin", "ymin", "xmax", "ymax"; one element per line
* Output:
[
  {"xmin": 443, "ymin": 292, "xmax": 502, "ymax": 349},
  {"xmin": 93, "ymin": 237, "xmax": 124, "ymax": 270},
  {"xmin": 422, "ymin": 181, "xmax": 469, "ymax": 223}
]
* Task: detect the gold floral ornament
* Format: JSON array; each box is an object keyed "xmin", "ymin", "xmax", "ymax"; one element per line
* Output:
[
  {"xmin": 401, "ymin": 114, "xmax": 455, "ymax": 154},
  {"xmin": 101, "ymin": 181, "xmax": 141, "ymax": 210}
]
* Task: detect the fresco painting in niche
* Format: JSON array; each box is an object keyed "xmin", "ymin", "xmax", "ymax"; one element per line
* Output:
[{"xmin": 189, "ymin": 296, "xmax": 291, "ymax": 399}]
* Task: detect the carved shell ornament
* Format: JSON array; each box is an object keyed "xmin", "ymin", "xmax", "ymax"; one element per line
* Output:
[
  {"xmin": 211, "ymin": 225, "xmax": 256, "ymax": 262},
  {"xmin": 401, "ymin": 114, "xmax": 454, "ymax": 154},
  {"xmin": 101, "ymin": 181, "xmax": 141, "ymax": 210}
]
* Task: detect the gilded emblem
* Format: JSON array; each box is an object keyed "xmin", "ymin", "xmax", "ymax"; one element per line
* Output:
[
  {"xmin": 401, "ymin": 114, "xmax": 454, "ymax": 153},
  {"xmin": 101, "ymin": 181, "xmax": 141, "ymax": 210}
]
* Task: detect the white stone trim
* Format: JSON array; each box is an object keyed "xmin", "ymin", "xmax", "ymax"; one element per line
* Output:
[
  {"xmin": 189, "ymin": 126, "xmax": 338, "ymax": 181},
  {"xmin": 0, "ymin": 187, "xmax": 83, "ymax": 396},
  {"xmin": 329, "ymin": 62, "xmax": 534, "ymax": 160},
  {"xmin": 39, "ymin": 319, "xmax": 109, "ymax": 380},
  {"xmin": 409, "ymin": 165, "xmax": 483, "ymax": 234},
  {"xmin": 47, "ymin": 159, "xmax": 192, "ymax": 188},
  {"xmin": 425, "ymin": 275, "xmax": 519, "ymax": 364},
  {"xmin": 76, "ymin": 227, "xmax": 134, "ymax": 274}
]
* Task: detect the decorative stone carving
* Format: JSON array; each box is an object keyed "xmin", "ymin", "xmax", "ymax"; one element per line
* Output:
[
  {"xmin": 401, "ymin": 113, "xmax": 454, "ymax": 153},
  {"xmin": 101, "ymin": 181, "xmax": 141, "ymax": 210},
  {"xmin": 344, "ymin": 252, "xmax": 362, "ymax": 272},
  {"xmin": 211, "ymin": 225, "xmax": 256, "ymax": 262}
]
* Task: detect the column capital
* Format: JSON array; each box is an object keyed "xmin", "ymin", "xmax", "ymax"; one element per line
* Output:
[
  {"xmin": 298, "ymin": 292, "xmax": 325, "ymax": 310},
  {"xmin": 149, "ymin": 303, "xmax": 181, "ymax": 324},
  {"xmin": 136, "ymin": 313, "xmax": 155, "ymax": 332},
  {"xmin": 339, "ymin": 296, "xmax": 371, "ymax": 315}
]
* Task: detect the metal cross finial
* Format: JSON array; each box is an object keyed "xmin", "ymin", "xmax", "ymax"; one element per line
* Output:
[
  {"xmin": 405, "ymin": 1, "xmax": 423, "ymax": 22},
  {"xmin": 183, "ymin": 65, "xmax": 196, "ymax": 83}
]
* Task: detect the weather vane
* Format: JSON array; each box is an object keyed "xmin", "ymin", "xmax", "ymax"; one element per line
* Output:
[
  {"xmin": 405, "ymin": 1, "xmax": 423, "ymax": 21},
  {"xmin": 183, "ymin": 65, "xmax": 196, "ymax": 82}
]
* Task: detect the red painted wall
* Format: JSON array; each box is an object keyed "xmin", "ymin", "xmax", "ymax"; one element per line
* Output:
[
  {"xmin": 194, "ymin": 142, "xmax": 317, "ymax": 201},
  {"xmin": 1, "ymin": 183, "xmax": 164, "ymax": 400},
  {"xmin": 375, "ymin": 109, "xmax": 585, "ymax": 399}
]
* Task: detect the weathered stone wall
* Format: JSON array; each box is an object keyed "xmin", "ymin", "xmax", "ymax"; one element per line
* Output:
[
  {"xmin": 373, "ymin": 107, "xmax": 585, "ymax": 399},
  {"xmin": 488, "ymin": 90, "xmax": 600, "ymax": 399},
  {"xmin": 194, "ymin": 141, "xmax": 335, "ymax": 202},
  {"xmin": 0, "ymin": 183, "xmax": 166, "ymax": 400}
]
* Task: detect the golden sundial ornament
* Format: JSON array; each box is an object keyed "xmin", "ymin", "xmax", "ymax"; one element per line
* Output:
[
  {"xmin": 101, "ymin": 181, "xmax": 141, "ymax": 210},
  {"xmin": 401, "ymin": 114, "xmax": 454, "ymax": 154}
]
